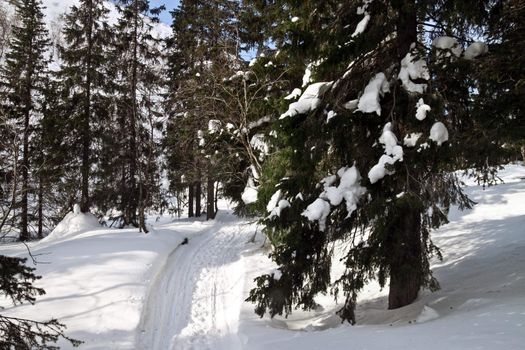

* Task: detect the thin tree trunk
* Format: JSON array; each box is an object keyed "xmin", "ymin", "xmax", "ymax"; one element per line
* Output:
[
  {"xmin": 80, "ymin": 0, "xmax": 94, "ymax": 213},
  {"xmin": 20, "ymin": 77, "xmax": 32, "ymax": 242},
  {"xmin": 188, "ymin": 182, "xmax": 194, "ymax": 218},
  {"xmin": 37, "ymin": 173, "xmax": 43, "ymax": 239},
  {"xmin": 206, "ymin": 174, "xmax": 215, "ymax": 220},
  {"xmin": 195, "ymin": 181, "xmax": 202, "ymax": 217}
]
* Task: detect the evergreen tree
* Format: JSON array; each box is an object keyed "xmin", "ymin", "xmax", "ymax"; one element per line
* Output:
[
  {"xmin": 58, "ymin": 0, "xmax": 114, "ymax": 214},
  {"xmin": 246, "ymin": 0, "xmax": 504, "ymax": 324},
  {"xmin": 165, "ymin": 0, "xmax": 240, "ymax": 219},
  {"xmin": 0, "ymin": 0, "xmax": 50, "ymax": 241},
  {"xmin": 111, "ymin": 0, "xmax": 165, "ymax": 231}
]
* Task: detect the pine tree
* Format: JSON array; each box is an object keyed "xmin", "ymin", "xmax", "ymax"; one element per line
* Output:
[
  {"xmin": 246, "ymin": 0, "xmax": 503, "ymax": 324},
  {"xmin": 0, "ymin": 0, "xmax": 50, "ymax": 241}
]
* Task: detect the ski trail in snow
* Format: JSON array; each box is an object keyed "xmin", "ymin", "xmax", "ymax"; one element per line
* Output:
[{"xmin": 137, "ymin": 216, "xmax": 251, "ymax": 350}]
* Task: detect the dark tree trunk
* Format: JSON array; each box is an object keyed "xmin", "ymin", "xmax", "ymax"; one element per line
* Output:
[
  {"xmin": 37, "ymin": 173, "xmax": 43, "ymax": 239},
  {"xmin": 188, "ymin": 183, "xmax": 194, "ymax": 218},
  {"xmin": 387, "ymin": 0, "xmax": 421, "ymax": 310},
  {"xmin": 206, "ymin": 175, "xmax": 215, "ymax": 220},
  {"xmin": 388, "ymin": 205, "xmax": 422, "ymax": 309},
  {"xmin": 80, "ymin": 0, "xmax": 94, "ymax": 214},
  {"xmin": 20, "ymin": 82, "xmax": 31, "ymax": 242},
  {"xmin": 195, "ymin": 181, "xmax": 202, "ymax": 217}
]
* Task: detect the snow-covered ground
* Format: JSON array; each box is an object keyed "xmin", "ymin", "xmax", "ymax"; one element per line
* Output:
[{"xmin": 1, "ymin": 164, "xmax": 525, "ymax": 349}]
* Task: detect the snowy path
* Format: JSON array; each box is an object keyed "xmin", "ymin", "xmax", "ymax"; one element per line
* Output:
[{"xmin": 137, "ymin": 215, "xmax": 253, "ymax": 350}]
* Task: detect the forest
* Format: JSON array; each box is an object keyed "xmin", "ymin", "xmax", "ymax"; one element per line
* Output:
[{"xmin": 0, "ymin": 0, "xmax": 524, "ymax": 348}]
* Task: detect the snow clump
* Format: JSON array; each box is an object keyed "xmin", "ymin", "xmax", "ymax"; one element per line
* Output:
[
  {"xmin": 432, "ymin": 36, "xmax": 462, "ymax": 57},
  {"xmin": 416, "ymin": 98, "xmax": 431, "ymax": 121},
  {"xmin": 357, "ymin": 72, "xmax": 389, "ymax": 115},
  {"xmin": 280, "ymin": 82, "xmax": 333, "ymax": 119},
  {"xmin": 464, "ymin": 42, "xmax": 488, "ymax": 60},
  {"xmin": 429, "ymin": 122, "xmax": 449, "ymax": 146},
  {"xmin": 398, "ymin": 52, "xmax": 430, "ymax": 94},
  {"xmin": 368, "ymin": 123, "xmax": 404, "ymax": 184}
]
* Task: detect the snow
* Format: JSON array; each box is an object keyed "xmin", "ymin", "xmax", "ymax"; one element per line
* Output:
[
  {"xmin": 343, "ymin": 99, "xmax": 359, "ymax": 110},
  {"xmin": 42, "ymin": 209, "xmax": 101, "ymax": 242},
  {"xmin": 208, "ymin": 119, "xmax": 222, "ymax": 134},
  {"xmin": 464, "ymin": 42, "xmax": 489, "ymax": 60},
  {"xmin": 403, "ymin": 132, "xmax": 422, "ymax": 147},
  {"xmin": 291, "ymin": 16, "xmax": 300, "ymax": 23},
  {"xmin": 398, "ymin": 52, "xmax": 429, "ymax": 94},
  {"xmin": 250, "ymin": 134, "xmax": 269, "ymax": 158},
  {"xmin": 326, "ymin": 110, "xmax": 337, "ymax": 123},
  {"xmin": 269, "ymin": 199, "xmax": 291, "ymax": 218},
  {"xmin": 267, "ymin": 190, "xmax": 283, "ymax": 213},
  {"xmin": 429, "ymin": 121, "xmax": 449, "ymax": 146},
  {"xmin": 351, "ymin": 14, "xmax": 370, "ymax": 38},
  {"xmin": 284, "ymin": 88, "xmax": 302, "ymax": 100},
  {"xmin": 357, "ymin": 73, "xmax": 389, "ymax": 115},
  {"xmin": 2, "ymin": 166, "xmax": 525, "ymax": 349},
  {"xmin": 416, "ymin": 98, "xmax": 431, "ymax": 121},
  {"xmin": 368, "ymin": 123, "xmax": 403, "ymax": 184},
  {"xmin": 432, "ymin": 36, "xmax": 462, "ymax": 57},
  {"xmin": 302, "ymin": 198, "xmax": 331, "ymax": 231},
  {"xmin": 241, "ymin": 186, "xmax": 259, "ymax": 205},
  {"xmin": 280, "ymin": 82, "xmax": 333, "ymax": 119}
]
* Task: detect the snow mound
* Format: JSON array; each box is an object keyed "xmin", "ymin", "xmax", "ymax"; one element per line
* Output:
[
  {"xmin": 416, "ymin": 306, "xmax": 439, "ymax": 323},
  {"xmin": 43, "ymin": 209, "xmax": 101, "ymax": 242}
]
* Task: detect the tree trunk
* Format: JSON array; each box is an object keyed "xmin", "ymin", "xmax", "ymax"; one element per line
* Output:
[
  {"xmin": 20, "ymin": 90, "xmax": 31, "ymax": 242},
  {"xmin": 195, "ymin": 181, "xmax": 202, "ymax": 217},
  {"xmin": 386, "ymin": 0, "xmax": 421, "ymax": 310},
  {"xmin": 206, "ymin": 175, "xmax": 215, "ymax": 220},
  {"xmin": 188, "ymin": 182, "xmax": 194, "ymax": 218},
  {"xmin": 388, "ymin": 205, "xmax": 422, "ymax": 309},
  {"xmin": 80, "ymin": 0, "xmax": 94, "ymax": 214},
  {"xmin": 37, "ymin": 173, "xmax": 43, "ymax": 239}
]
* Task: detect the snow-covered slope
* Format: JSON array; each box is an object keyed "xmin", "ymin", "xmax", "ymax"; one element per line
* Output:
[{"xmin": 1, "ymin": 164, "xmax": 524, "ymax": 349}]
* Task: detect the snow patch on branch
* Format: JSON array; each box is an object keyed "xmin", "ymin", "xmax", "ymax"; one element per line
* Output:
[
  {"xmin": 303, "ymin": 165, "xmax": 366, "ymax": 231},
  {"xmin": 398, "ymin": 52, "xmax": 429, "ymax": 94},
  {"xmin": 429, "ymin": 122, "xmax": 449, "ymax": 146},
  {"xmin": 464, "ymin": 42, "xmax": 488, "ymax": 60},
  {"xmin": 432, "ymin": 36, "xmax": 462, "ymax": 57},
  {"xmin": 368, "ymin": 123, "xmax": 403, "ymax": 184},
  {"xmin": 280, "ymin": 82, "xmax": 333, "ymax": 119},
  {"xmin": 416, "ymin": 98, "xmax": 431, "ymax": 121},
  {"xmin": 357, "ymin": 72, "xmax": 389, "ymax": 115}
]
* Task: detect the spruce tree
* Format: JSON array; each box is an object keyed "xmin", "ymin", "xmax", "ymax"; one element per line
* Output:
[
  {"xmin": 165, "ymin": 0, "xmax": 240, "ymax": 219},
  {"xmin": 58, "ymin": 0, "xmax": 114, "ymax": 214},
  {"xmin": 0, "ymin": 0, "xmax": 50, "ymax": 241},
  {"xmin": 111, "ymin": 0, "xmax": 165, "ymax": 231},
  {"xmin": 246, "ymin": 0, "xmax": 504, "ymax": 324}
]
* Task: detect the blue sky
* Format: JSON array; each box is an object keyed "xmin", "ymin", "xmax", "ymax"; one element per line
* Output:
[{"xmin": 150, "ymin": 0, "xmax": 179, "ymax": 24}]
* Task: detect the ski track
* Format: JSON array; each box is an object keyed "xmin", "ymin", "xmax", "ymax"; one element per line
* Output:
[{"xmin": 137, "ymin": 216, "xmax": 251, "ymax": 350}]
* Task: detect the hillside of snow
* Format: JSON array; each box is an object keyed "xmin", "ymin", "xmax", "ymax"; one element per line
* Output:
[{"xmin": 1, "ymin": 164, "xmax": 524, "ymax": 349}]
